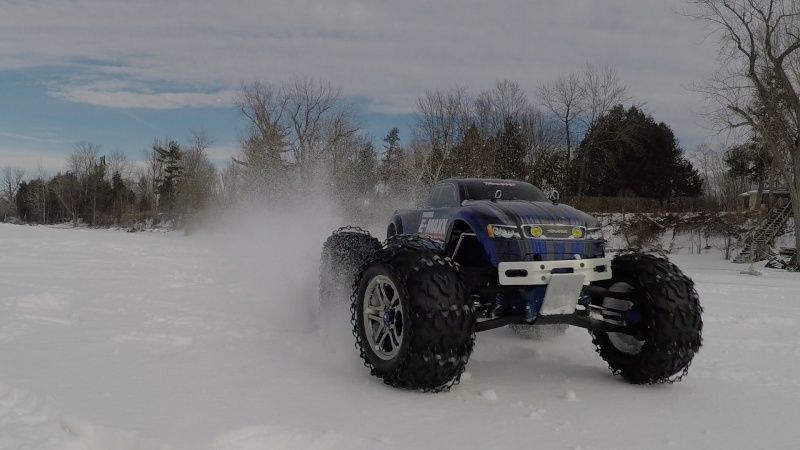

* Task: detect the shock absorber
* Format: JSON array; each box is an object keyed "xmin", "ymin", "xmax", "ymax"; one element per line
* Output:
[
  {"xmin": 521, "ymin": 288, "xmax": 546, "ymax": 321},
  {"xmin": 493, "ymin": 293, "xmax": 508, "ymax": 317}
]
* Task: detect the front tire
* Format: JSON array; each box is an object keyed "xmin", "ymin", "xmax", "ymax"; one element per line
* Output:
[
  {"xmin": 353, "ymin": 237, "xmax": 475, "ymax": 392},
  {"xmin": 591, "ymin": 253, "xmax": 703, "ymax": 384}
]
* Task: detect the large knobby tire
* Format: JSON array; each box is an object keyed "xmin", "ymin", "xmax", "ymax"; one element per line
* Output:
[
  {"xmin": 352, "ymin": 237, "xmax": 475, "ymax": 392},
  {"xmin": 591, "ymin": 253, "xmax": 703, "ymax": 384},
  {"xmin": 510, "ymin": 323, "xmax": 568, "ymax": 340},
  {"xmin": 319, "ymin": 228, "xmax": 382, "ymax": 306}
]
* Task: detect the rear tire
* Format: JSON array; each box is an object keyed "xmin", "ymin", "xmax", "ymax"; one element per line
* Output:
[
  {"xmin": 591, "ymin": 253, "xmax": 703, "ymax": 384},
  {"xmin": 319, "ymin": 228, "xmax": 381, "ymax": 306},
  {"xmin": 353, "ymin": 237, "xmax": 474, "ymax": 392}
]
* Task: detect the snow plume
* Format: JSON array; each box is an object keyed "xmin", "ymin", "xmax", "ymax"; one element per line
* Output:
[{"xmin": 188, "ymin": 193, "xmax": 346, "ymax": 332}]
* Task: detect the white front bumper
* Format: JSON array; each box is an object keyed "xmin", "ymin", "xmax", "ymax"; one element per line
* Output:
[{"xmin": 497, "ymin": 257, "xmax": 612, "ymax": 286}]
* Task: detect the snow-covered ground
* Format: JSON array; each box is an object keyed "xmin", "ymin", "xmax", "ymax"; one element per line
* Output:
[{"xmin": 1, "ymin": 215, "xmax": 799, "ymax": 450}]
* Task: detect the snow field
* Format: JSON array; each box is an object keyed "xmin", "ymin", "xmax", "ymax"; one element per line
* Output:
[{"xmin": 1, "ymin": 208, "xmax": 800, "ymax": 449}]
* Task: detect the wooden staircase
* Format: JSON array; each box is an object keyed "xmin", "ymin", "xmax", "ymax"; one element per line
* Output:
[{"xmin": 733, "ymin": 201, "xmax": 793, "ymax": 263}]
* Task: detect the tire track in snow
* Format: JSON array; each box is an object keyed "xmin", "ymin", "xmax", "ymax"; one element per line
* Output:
[
  {"xmin": 1, "ymin": 292, "xmax": 78, "ymax": 329},
  {"xmin": 210, "ymin": 424, "xmax": 383, "ymax": 450},
  {"xmin": 0, "ymin": 382, "xmax": 174, "ymax": 450},
  {"xmin": 0, "ymin": 382, "xmax": 62, "ymax": 449}
]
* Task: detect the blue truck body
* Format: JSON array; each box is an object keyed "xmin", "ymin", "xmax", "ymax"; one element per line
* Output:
[{"xmin": 389, "ymin": 178, "xmax": 606, "ymax": 267}]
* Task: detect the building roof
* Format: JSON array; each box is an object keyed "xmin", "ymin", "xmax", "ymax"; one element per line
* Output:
[{"xmin": 738, "ymin": 189, "xmax": 790, "ymax": 197}]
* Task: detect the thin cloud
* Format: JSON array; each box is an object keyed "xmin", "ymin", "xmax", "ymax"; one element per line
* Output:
[
  {"xmin": 0, "ymin": 146, "xmax": 66, "ymax": 173},
  {"xmin": 51, "ymin": 85, "xmax": 237, "ymax": 110},
  {"xmin": 0, "ymin": 0, "xmax": 720, "ymax": 146},
  {"xmin": 0, "ymin": 131, "xmax": 71, "ymax": 145}
]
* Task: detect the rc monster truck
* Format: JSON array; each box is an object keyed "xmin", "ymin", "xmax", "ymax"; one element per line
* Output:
[{"xmin": 320, "ymin": 178, "xmax": 702, "ymax": 392}]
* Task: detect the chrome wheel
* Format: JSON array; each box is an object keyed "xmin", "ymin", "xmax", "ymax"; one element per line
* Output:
[
  {"xmin": 362, "ymin": 275, "xmax": 404, "ymax": 360},
  {"xmin": 604, "ymin": 282, "xmax": 645, "ymax": 355}
]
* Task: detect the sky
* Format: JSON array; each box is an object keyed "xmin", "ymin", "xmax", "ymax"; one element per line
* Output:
[{"xmin": 0, "ymin": 0, "xmax": 721, "ymax": 173}]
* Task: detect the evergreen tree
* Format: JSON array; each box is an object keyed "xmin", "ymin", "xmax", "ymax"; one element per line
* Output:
[
  {"xmin": 380, "ymin": 128, "xmax": 408, "ymax": 195},
  {"xmin": 15, "ymin": 181, "xmax": 30, "ymax": 222},
  {"xmin": 530, "ymin": 148, "xmax": 569, "ymax": 194},
  {"xmin": 383, "ymin": 127, "xmax": 400, "ymax": 152},
  {"xmin": 354, "ymin": 141, "xmax": 378, "ymax": 197},
  {"xmin": 50, "ymin": 172, "xmax": 80, "ymax": 224},
  {"xmin": 450, "ymin": 124, "xmax": 489, "ymax": 178},
  {"xmin": 671, "ymin": 157, "xmax": 704, "ymax": 198},
  {"xmin": 494, "ymin": 119, "xmax": 526, "ymax": 180},
  {"xmin": 86, "ymin": 157, "xmax": 110, "ymax": 225},
  {"xmin": 725, "ymin": 139, "xmax": 773, "ymax": 195},
  {"xmin": 24, "ymin": 179, "xmax": 49, "ymax": 223},
  {"xmin": 154, "ymin": 140, "xmax": 184, "ymax": 213},
  {"xmin": 575, "ymin": 105, "xmax": 702, "ymax": 202},
  {"xmin": 111, "ymin": 171, "xmax": 126, "ymax": 224}
]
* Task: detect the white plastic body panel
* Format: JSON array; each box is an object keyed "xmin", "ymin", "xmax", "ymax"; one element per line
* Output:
[
  {"xmin": 539, "ymin": 273, "xmax": 587, "ymax": 315},
  {"xmin": 497, "ymin": 257, "xmax": 612, "ymax": 286}
]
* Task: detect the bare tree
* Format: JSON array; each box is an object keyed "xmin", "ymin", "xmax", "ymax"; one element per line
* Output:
[
  {"xmin": 575, "ymin": 64, "xmax": 630, "ymax": 199},
  {"xmin": 107, "ymin": 151, "xmax": 132, "ymax": 181},
  {"xmin": 133, "ymin": 145, "xmax": 165, "ymax": 216},
  {"xmin": 30, "ymin": 163, "xmax": 50, "ymax": 223},
  {"xmin": 1, "ymin": 165, "xmax": 24, "ymax": 219},
  {"xmin": 517, "ymin": 107, "xmax": 563, "ymax": 158},
  {"xmin": 687, "ymin": 0, "xmax": 800, "ymax": 263},
  {"xmin": 475, "ymin": 80, "xmax": 529, "ymax": 135},
  {"xmin": 68, "ymin": 142, "xmax": 101, "ymax": 174},
  {"xmin": 537, "ymin": 72, "xmax": 584, "ymax": 161},
  {"xmin": 537, "ymin": 64, "xmax": 629, "ymax": 197},
  {"xmin": 579, "ymin": 63, "xmax": 630, "ymax": 131},
  {"xmin": 519, "ymin": 108, "xmax": 569, "ymax": 190},
  {"xmin": 407, "ymin": 137, "xmax": 436, "ymax": 204},
  {"xmin": 415, "ymin": 86, "xmax": 471, "ymax": 184},
  {"xmin": 218, "ymin": 160, "xmax": 242, "ymax": 207},
  {"xmin": 689, "ymin": 143, "xmax": 750, "ymax": 209},
  {"xmin": 67, "ymin": 141, "xmax": 103, "ymax": 226},
  {"xmin": 236, "ymin": 77, "xmax": 358, "ymax": 199},
  {"xmin": 285, "ymin": 78, "xmax": 358, "ymax": 184},
  {"xmin": 179, "ymin": 130, "xmax": 218, "ymax": 214},
  {"xmin": 236, "ymin": 81, "xmax": 291, "ymax": 199}
]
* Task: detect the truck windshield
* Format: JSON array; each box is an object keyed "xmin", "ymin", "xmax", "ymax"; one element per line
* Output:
[{"xmin": 464, "ymin": 181, "xmax": 549, "ymax": 202}]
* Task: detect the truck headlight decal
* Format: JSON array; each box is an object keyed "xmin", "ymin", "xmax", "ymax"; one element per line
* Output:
[{"xmin": 487, "ymin": 224, "xmax": 522, "ymax": 239}]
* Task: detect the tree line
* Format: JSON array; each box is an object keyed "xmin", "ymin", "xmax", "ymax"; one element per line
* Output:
[
  {"xmin": 1, "ymin": 134, "xmax": 217, "ymax": 227},
  {"xmin": 227, "ymin": 69, "xmax": 704, "ymax": 224},
  {"xmin": 1, "ymin": 67, "xmax": 714, "ymax": 228}
]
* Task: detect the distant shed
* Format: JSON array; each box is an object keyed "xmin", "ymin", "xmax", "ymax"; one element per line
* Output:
[{"xmin": 739, "ymin": 189, "xmax": 791, "ymax": 210}]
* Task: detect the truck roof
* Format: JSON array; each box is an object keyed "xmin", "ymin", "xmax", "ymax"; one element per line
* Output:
[
  {"xmin": 437, "ymin": 178, "xmax": 548, "ymax": 203},
  {"xmin": 439, "ymin": 178, "xmax": 533, "ymax": 189}
]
